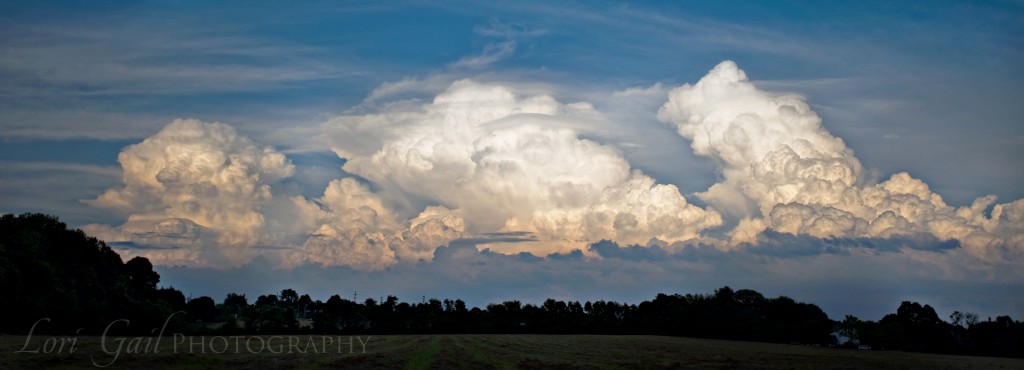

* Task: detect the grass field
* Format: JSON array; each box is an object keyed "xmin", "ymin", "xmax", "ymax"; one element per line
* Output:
[{"xmin": 2, "ymin": 334, "xmax": 1022, "ymax": 369}]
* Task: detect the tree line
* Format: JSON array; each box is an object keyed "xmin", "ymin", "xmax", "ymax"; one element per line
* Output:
[{"xmin": 1, "ymin": 213, "xmax": 1020, "ymax": 358}]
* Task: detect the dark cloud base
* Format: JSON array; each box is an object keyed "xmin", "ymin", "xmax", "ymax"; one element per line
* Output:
[{"xmin": 158, "ymin": 235, "xmax": 1023, "ymax": 322}]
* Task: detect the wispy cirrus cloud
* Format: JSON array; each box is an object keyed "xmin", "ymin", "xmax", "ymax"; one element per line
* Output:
[
  {"xmin": 0, "ymin": 24, "xmax": 351, "ymax": 98},
  {"xmin": 0, "ymin": 10, "xmax": 365, "ymax": 143},
  {"xmin": 0, "ymin": 160, "xmax": 123, "ymax": 226},
  {"xmin": 0, "ymin": 160, "xmax": 121, "ymax": 177},
  {"xmin": 454, "ymin": 19, "xmax": 547, "ymax": 69}
]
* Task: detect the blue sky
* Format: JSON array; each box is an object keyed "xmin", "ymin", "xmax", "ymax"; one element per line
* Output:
[{"xmin": 2, "ymin": 1, "xmax": 1022, "ymax": 320}]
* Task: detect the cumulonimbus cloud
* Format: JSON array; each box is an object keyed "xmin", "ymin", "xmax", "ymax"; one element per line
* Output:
[
  {"xmin": 82, "ymin": 119, "xmax": 295, "ymax": 265},
  {"xmin": 658, "ymin": 61, "xmax": 1024, "ymax": 259},
  {"xmin": 324, "ymin": 79, "xmax": 722, "ymax": 254},
  {"xmin": 84, "ymin": 61, "xmax": 1023, "ymax": 270}
]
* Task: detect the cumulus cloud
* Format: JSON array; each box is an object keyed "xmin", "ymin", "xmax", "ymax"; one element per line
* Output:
[
  {"xmin": 658, "ymin": 61, "xmax": 862, "ymax": 219},
  {"xmin": 79, "ymin": 116, "xmax": 471, "ymax": 269},
  {"xmin": 658, "ymin": 61, "xmax": 1024, "ymax": 258},
  {"xmin": 323, "ymin": 79, "xmax": 721, "ymax": 254},
  {"xmin": 82, "ymin": 61, "xmax": 1022, "ymax": 272},
  {"xmin": 283, "ymin": 179, "xmax": 466, "ymax": 269},
  {"xmin": 83, "ymin": 119, "xmax": 295, "ymax": 265}
]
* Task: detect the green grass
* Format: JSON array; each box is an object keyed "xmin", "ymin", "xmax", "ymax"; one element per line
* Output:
[
  {"xmin": 452, "ymin": 335, "xmax": 517, "ymax": 370},
  {"xmin": 2, "ymin": 334, "xmax": 1022, "ymax": 369},
  {"xmin": 402, "ymin": 337, "xmax": 441, "ymax": 370}
]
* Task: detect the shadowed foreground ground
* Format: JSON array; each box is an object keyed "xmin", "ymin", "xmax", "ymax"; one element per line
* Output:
[{"xmin": 2, "ymin": 334, "xmax": 1022, "ymax": 369}]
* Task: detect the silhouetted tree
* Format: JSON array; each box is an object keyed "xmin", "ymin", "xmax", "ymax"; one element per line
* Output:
[
  {"xmin": 223, "ymin": 293, "xmax": 248, "ymax": 315},
  {"xmin": 243, "ymin": 304, "xmax": 298, "ymax": 333},
  {"xmin": 256, "ymin": 294, "xmax": 279, "ymax": 307},
  {"xmin": 280, "ymin": 288, "xmax": 298, "ymax": 307},
  {"xmin": 0, "ymin": 213, "xmax": 177, "ymax": 334},
  {"xmin": 157, "ymin": 287, "xmax": 187, "ymax": 313},
  {"xmin": 186, "ymin": 296, "xmax": 217, "ymax": 322},
  {"xmin": 967, "ymin": 315, "xmax": 1023, "ymax": 357},
  {"xmin": 950, "ymin": 310, "xmax": 964, "ymax": 328},
  {"xmin": 876, "ymin": 301, "xmax": 955, "ymax": 352},
  {"xmin": 5, "ymin": 213, "xmax": 1023, "ymax": 358},
  {"xmin": 839, "ymin": 315, "xmax": 861, "ymax": 345},
  {"xmin": 125, "ymin": 257, "xmax": 160, "ymax": 297},
  {"xmin": 964, "ymin": 312, "xmax": 980, "ymax": 327}
]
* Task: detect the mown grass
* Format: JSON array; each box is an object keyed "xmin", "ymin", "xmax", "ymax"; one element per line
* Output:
[
  {"xmin": 402, "ymin": 337, "xmax": 440, "ymax": 370},
  {"xmin": 2, "ymin": 334, "xmax": 1022, "ymax": 369}
]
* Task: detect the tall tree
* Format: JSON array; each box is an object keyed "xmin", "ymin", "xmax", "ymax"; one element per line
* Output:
[
  {"xmin": 280, "ymin": 288, "xmax": 299, "ymax": 307},
  {"xmin": 186, "ymin": 296, "xmax": 217, "ymax": 322},
  {"xmin": 0, "ymin": 213, "xmax": 175, "ymax": 334}
]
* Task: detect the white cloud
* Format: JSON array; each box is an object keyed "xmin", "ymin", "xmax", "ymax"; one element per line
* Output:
[
  {"xmin": 453, "ymin": 19, "xmax": 547, "ymax": 69},
  {"xmin": 658, "ymin": 61, "xmax": 1024, "ymax": 258},
  {"xmin": 83, "ymin": 119, "xmax": 295, "ymax": 265},
  {"xmin": 79, "ymin": 62, "xmax": 1023, "ymax": 272},
  {"xmin": 363, "ymin": 75, "xmax": 454, "ymax": 104},
  {"xmin": 325, "ymin": 79, "xmax": 721, "ymax": 254},
  {"xmin": 658, "ymin": 61, "xmax": 862, "ymax": 217},
  {"xmin": 454, "ymin": 40, "xmax": 517, "ymax": 69},
  {"xmin": 279, "ymin": 178, "xmax": 468, "ymax": 269},
  {"xmin": 78, "ymin": 117, "xmax": 470, "ymax": 269}
]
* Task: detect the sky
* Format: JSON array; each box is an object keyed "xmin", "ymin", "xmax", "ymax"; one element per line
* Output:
[{"xmin": 1, "ymin": 0, "xmax": 1023, "ymax": 321}]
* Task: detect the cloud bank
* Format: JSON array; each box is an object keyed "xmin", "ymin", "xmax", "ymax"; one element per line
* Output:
[
  {"xmin": 84, "ymin": 62, "xmax": 1023, "ymax": 275},
  {"xmin": 158, "ymin": 237, "xmax": 1024, "ymax": 321}
]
